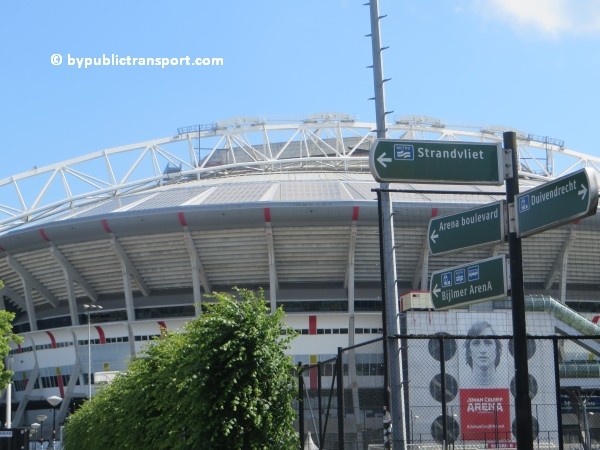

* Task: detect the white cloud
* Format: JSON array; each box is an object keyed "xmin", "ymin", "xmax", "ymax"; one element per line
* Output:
[{"xmin": 476, "ymin": 0, "xmax": 600, "ymax": 38}]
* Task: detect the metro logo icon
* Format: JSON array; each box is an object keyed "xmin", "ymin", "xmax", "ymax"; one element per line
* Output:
[
  {"xmin": 468, "ymin": 266, "xmax": 480, "ymax": 282},
  {"xmin": 394, "ymin": 144, "xmax": 414, "ymax": 161},
  {"xmin": 518, "ymin": 195, "xmax": 530, "ymax": 213}
]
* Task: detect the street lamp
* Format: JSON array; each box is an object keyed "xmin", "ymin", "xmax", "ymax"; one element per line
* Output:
[
  {"xmin": 30, "ymin": 422, "xmax": 40, "ymax": 445},
  {"xmin": 4, "ymin": 356, "xmax": 12, "ymax": 429},
  {"xmin": 47, "ymin": 395, "xmax": 62, "ymax": 449},
  {"xmin": 35, "ymin": 414, "xmax": 47, "ymax": 445},
  {"xmin": 411, "ymin": 412, "xmax": 419, "ymax": 443},
  {"xmin": 83, "ymin": 304, "xmax": 103, "ymax": 398}
]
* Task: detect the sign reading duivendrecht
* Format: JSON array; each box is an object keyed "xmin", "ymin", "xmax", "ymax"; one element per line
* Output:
[{"xmin": 515, "ymin": 168, "xmax": 599, "ymax": 238}]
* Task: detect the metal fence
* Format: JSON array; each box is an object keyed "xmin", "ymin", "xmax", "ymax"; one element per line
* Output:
[{"xmin": 297, "ymin": 335, "xmax": 600, "ymax": 450}]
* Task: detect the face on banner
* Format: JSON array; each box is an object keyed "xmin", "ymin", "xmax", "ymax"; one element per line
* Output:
[{"xmin": 460, "ymin": 320, "xmax": 510, "ymax": 441}]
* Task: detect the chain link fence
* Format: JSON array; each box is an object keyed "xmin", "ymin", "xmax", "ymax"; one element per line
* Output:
[{"xmin": 296, "ymin": 333, "xmax": 600, "ymax": 450}]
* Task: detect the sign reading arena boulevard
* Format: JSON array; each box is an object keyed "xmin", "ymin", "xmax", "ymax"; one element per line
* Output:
[
  {"xmin": 516, "ymin": 168, "xmax": 599, "ymax": 238},
  {"xmin": 428, "ymin": 201, "xmax": 506, "ymax": 256},
  {"xmin": 430, "ymin": 256, "xmax": 508, "ymax": 310},
  {"xmin": 369, "ymin": 139, "xmax": 504, "ymax": 185}
]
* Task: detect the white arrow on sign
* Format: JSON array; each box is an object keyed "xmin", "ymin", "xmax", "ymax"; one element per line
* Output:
[
  {"xmin": 377, "ymin": 152, "xmax": 392, "ymax": 168},
  {"xmin": 578, "ymin": 183, "xmax": 588, "ymax": 200},
  {"xmin": 430, "ymin": 230, "xmax": 439, "ymax": 244},
  {"xmin": 432, "ymin": 284, "xmax": 441, "ymax": 298}
]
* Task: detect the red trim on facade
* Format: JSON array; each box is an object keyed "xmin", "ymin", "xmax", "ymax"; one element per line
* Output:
[
  {"xmin": 101, "ymin": 219, "xmax": 112, "ymax": 234},
  {"xmin": 352, "ymin": 206, "xmax": 360, "ymax": 221},
  {"xmin": 309, "ymin": 366, "xmax": 317, "ymax": 389},
  {"xmin": 95, "ymin": 326, "xmax": 106, "ymax": 344},
  {"xmin": 39, "ymin": 229, "xmax": 50, "ymax": 242},
  {"xmin": 57, "ymin": 367, "xmax": 65, "ymax": 398},
  {"xmin": 431, "ymin": 208, "xmax": 438, "ymax": 217},
  {"xmin": 45, "ymin": 331, "xmax": 57, "ymax": 348},
  {"xmin": 593, "ymin": 316, "xmax": 600, "ymax": 324},
  {"xmin": 264, "ymin": 207, "xmax": 271, "ymax": 223},
  {"xmin": 309, "ymin": 315, "xmax": 317, "ymax": 335},
  {"xmin": 178, "ymin": 212, "xmax": 187, "ymax": 227}
]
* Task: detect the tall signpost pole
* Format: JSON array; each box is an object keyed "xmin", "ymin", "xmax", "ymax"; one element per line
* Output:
[
  {"xmin": 368, "ymin": 0, "xmax": 406, "ymax": 448},
  {"xmin": 504, "ymin": 131, "xmax": 534, "ymax": 450}
]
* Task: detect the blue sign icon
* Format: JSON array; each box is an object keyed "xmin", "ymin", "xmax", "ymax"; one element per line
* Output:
[
  {"xmin": 394, "ymin": 144, "xmax": 414, "ymax": 161},
  {"xmin": 467, "ymin": 265, "xmax": 480, "ymax": 282},
  {"xmin": 441, "ymin": 271, "xmax": 452, "ymax": 287},
  {"xmin": 454, "ymin": 269, "xmax": 466, "ymax": 284},
  {"xmin": 519, "ymin": 195, "xmax": 530, "ymax": 213}
]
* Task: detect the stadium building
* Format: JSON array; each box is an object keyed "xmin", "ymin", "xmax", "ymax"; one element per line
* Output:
[{"xmin": 1, "ymin": 114, "xmax": 600, "ymax": 445}]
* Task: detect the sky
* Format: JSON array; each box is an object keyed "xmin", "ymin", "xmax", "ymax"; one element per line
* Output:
[{"xmin": 2, "ymin": 0, "xmax": 600, "ymax": 181}]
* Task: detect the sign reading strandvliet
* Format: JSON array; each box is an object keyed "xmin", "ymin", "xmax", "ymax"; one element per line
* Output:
[
  {"xmin": 369, "ymin": 139, "xmax": 504, "ymax": 185},
  {"xmin": 428, "ymin": 201, "xmax": 506, "ymax": 256},
  {"xmin": 430, "ymin": 255, "xmax": 508, "ymax": 310},
  {"xmin": 515, "ymin": 168, "xmax": 599, "ymax": 238}
]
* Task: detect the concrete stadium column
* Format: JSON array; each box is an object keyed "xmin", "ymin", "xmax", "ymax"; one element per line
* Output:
[{"xmin": 23, "ymin": 281, "xmax": 37, "ymax": 331}]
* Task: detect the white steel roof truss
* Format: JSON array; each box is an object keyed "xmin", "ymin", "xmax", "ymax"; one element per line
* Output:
[
  {"xmin": 544, "ymin": 226, "xmax": 576, "ymax": 293},
  {"xmin": 6, "ymin": 254, "xmax": 58, "ymax": 308},
  {"xmin": 110, "ymin": 236, "xmax": 150, "ymax": 297},
  {"xmin": 183, "ymin": 228, "xmax": 212, "ymax": 294},
  {"xmin": 50, "ymin": 245, "xmax": 98, "ymax": 302}
]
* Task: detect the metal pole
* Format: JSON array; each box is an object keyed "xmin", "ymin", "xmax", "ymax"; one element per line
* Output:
[
  {"xmin": 299, "ymin": 363, "xmax": 304, "ymax": 450},
  {"xmin": 336, "ymin": 347, "xmax": 345, "ymax": 450},
  {"xmin": 552, "ymin": 337, "xmax": 564, "ymax": 450},
  {"xmin": 317, "ymin": 363, "xmax": 323, "ymax": 449},
  {"xmin": 88, "ymin": 313, "xmax": 92, "ymax": 398},
  {"xmin": 368, "ymin": 0, "xmax": 406, "ymax": 446},
  {"xmin": 377, "ymin": 190, "xmax": 391, "ymax": 414},
  {"xmin": 439, "ymin": 337, "xmax": 448, "ymax": 449},
  {"xmin": 52, "ymin": 406, "xmax": 56, "ymax": 449},
  {"xmin": 504, "ymin": 131, "xmax": 534, "ymax": 450},
  {"xmin": 84, "ymin": 304, "xmax": 102, "ymax": 399},
  {"xmin": 5, "ymin": 358, "xmax": 11, "ymax": 429}
]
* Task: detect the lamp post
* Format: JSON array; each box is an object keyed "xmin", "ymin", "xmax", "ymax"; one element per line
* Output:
[
  {"xmin": 410, "ymin": 412, "xmax": 418, "ymax": 443},
  {"xmin": 31, "ymin": 422, "xmax": 40, "ymax": 446},
  {"xmin": 35, "ymin": 414, "xmax": 47, "ymax": 445},
  {"xmin": 83, "ymin": 304, "xmax": 103, "ymax": 398},
  {"xmin": 4, "ymin": 356, "xmax": 12, "ymax": 429},
  {"xmin": 47, "ymin": 395, "xmax": 62, "ymax": 449}
]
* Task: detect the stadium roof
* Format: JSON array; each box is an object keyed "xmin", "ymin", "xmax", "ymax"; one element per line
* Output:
[{"xmin": 1, "ymin": 115, "xmax": 600, "ymax": 321}]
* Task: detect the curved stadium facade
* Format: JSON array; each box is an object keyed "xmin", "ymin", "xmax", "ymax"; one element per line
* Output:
[{"xmin": 2, "ymin": 114, "xmax": 600, "ymax": 444}]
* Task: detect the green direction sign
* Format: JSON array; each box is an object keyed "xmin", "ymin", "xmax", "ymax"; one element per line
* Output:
[
  {"xmin": 428, "ymin": 201, "xmax": 506, "ymax": 256},
  {"xmin": 515, "ymin": 168, "xmax": 599, "ymax": 238},
  {"xmin": 369, "ymin": 139, "xmax": 504, "ymax": 185},
  {"xmin": 430, "ymin": 255, "xmax": 508, "ymax": 310}
]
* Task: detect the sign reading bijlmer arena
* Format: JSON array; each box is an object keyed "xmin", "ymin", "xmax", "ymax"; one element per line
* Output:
[
  {"xmin": 430, "ymin": 256, "xmax": 508, "ymax": 310},
  {"xmin": 369, "ymin": 139, "xmax": 504, "ymax": 185}
]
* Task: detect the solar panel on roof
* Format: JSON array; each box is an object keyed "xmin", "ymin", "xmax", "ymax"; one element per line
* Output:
[{"xmin": 129, "ymin": 187, "xmax": 208, "ymax": 210}]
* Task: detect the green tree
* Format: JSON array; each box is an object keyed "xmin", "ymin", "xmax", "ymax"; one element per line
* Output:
[
  {"xmin": 0, "ymin": 281, "xmax": 24, "ymax": 389},
  {"xmin": 64, "ymin": 289, "xmax": 298, "ymax": 450}
]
